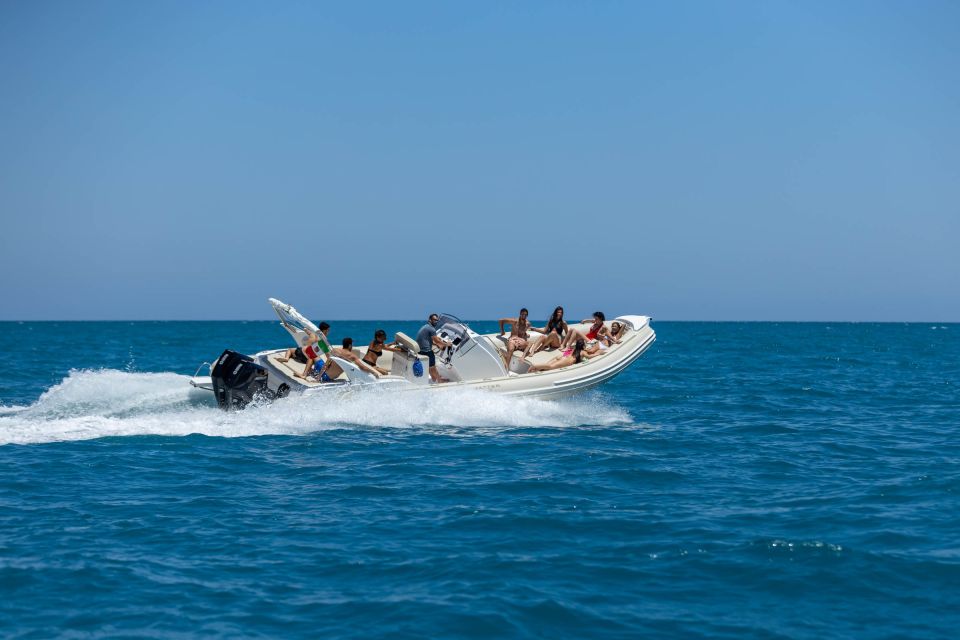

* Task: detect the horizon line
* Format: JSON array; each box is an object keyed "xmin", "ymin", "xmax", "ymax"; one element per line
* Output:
[{"xmin": 0, "ymin": 319, "xmax": 957, "ymax": 324}]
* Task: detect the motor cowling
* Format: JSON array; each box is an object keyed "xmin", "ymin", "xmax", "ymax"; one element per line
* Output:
[{"xmin": 210, "ymin": 350, "xmax": 274, "ymax": 410}]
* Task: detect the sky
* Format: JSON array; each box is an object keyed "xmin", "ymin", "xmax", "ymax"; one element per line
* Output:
[{"xmin": 0, "ymin": 1, "xmax": 957, "ymax": 321}]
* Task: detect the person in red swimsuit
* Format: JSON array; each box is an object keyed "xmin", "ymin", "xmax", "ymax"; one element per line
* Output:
[{"xmin": 560, "ymin": 311, "xmax": 609, "ymax": 350}]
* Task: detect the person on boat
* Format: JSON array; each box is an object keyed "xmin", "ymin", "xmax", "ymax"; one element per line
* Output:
[
  {"xmin": 498, "ymin": 307, "xmax": 531, "ymax": 368},
  {"xmin": 416, "ymin": 313, "xmax": 454, "ymax": 383},
  {"xmin": 363, "ymin": 329, "xmax": 402, "ymax": 376},
  {"xmin": 310, "ymin": 337, "xmax": 383, "ymax": 381},
  {"xmin": 528, "ymin": 339, "xmax": 590, "ymax": 373},
  {"xmin": 560, "ymin": 312, "xmax": 609, "ymax": 350},
  {"xmin": 523, "ymin": 306, "xmax": 567, "ymax": 358},
  {"xmin": 604, "ymin": 320, "xmax": 627, "ymax": 345},
  {"xmin": 277, "ymin": 321, "xmax": 331, "ymax": 377},
  {"xmin": 581, "ymin": 321, "xmax": 627, "ymax": 356}
]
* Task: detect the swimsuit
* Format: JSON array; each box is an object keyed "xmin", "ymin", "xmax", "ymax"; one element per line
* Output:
[
  {"xmin": 304, "ymin": 337, "xmax": 329, "ymax": 361},
  {"xmin": 508, "ymin": 319, "xmax": 529, "ymax": 350},
  {"xmin": 547, "ymin": 318, "xmax": 565, "ymax": 338},
  {"xmin": 364, "ymin": 344, "xmax": 383, "ymax": 366},
  {"xmin": 312, "ymin": 359, "xmax": 333, "ymax": 382},
  {"xmin": 586, "ymin": 323, "xmax": 602, "ymax": 341}
]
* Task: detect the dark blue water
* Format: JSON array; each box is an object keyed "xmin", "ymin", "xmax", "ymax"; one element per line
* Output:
[{"xmin": 1, "ymin": 321, "xmax": 958, "ymax": 638}]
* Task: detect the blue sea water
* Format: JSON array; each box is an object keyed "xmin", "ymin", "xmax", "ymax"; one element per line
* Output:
[{"xmin": 1, "ymin": 320, "xmax": 958, "ymax": 639}]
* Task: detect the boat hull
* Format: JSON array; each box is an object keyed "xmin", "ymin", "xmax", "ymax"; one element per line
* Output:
[{"xmin": 192, "ymin": 322, "xmax": 655, "ymax": 407}]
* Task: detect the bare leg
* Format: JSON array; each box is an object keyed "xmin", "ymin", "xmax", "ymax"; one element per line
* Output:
[
  {"xmin": 529, "ymin": 357, "xmax": 555, "ymax": 373},
  {"xmin": 529, "ymin": 355, "xmax": 573, "ymax": 373},
  {"xmin": 535, "ymin": 333, "xmax": 560, "ymax": 355},
  {"xmin": 277, "ymin": 348, "xmax": 295, "ymax": 363},
  {"xmin": 522, "ymin": 337, "xmax": 539, "ymax": 358},
  {"xmin": 503, "ymin": 343, "xmax": 515, "ymax": 368},
  {"xmin": 504, "ymin": 339, "xmax": 526, "ymax": 368},
  {"xmin": 524, "ymin": 337, "xmax": 539, "ymax": 358},
  {"xmin": 301, "ymin": 358, "xmax": 316, "ymax": 378},
  {"xmin": 562, "ymin": 329, "xmax": 587, "ymax": 350}
]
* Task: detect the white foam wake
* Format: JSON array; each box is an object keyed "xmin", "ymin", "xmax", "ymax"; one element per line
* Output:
[{"xmin": 0, "ymin": 369, "xmax": 632, "ymax": 446}]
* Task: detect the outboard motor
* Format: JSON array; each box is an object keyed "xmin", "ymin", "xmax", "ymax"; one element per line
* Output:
[{"xmin": 210, "ymin": 350, "xmax": 274, "ymax": 410}]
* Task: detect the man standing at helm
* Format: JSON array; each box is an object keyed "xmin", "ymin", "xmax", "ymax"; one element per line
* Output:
[{"xmin": 416, "ymin": 313, "xmax": 454, "ymax": 384}]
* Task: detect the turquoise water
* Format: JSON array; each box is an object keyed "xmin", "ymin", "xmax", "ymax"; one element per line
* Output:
[{"xmin": 1, "ymin": 321, "xmax": 958, "ymax": 638}]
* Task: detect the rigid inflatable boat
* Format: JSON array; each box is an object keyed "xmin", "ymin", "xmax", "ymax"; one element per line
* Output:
[{"xmin": 191, "ymin": 299, "xmax": 656, "ymax": 409}]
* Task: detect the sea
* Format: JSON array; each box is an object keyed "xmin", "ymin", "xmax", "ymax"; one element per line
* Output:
[{"xmin": 1, "ymin": 320, "xmax": 958, "ymax": 639}]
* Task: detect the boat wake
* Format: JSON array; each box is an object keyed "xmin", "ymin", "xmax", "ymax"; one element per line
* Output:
[{"xmin": 0, "ymin": 369, "xmax": 633, "ymax": 446}]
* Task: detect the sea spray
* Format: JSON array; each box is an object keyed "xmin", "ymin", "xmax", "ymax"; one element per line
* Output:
[{"xmin": 0, "ymin": 369, "xmax": 633, "ymax": 446}]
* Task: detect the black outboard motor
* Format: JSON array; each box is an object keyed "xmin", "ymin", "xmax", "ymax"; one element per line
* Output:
[{"xmin": 210, "ymin": 350, "xmax": 275, "ymax": 410}]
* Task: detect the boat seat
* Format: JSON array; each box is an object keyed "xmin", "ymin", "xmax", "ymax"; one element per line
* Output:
[
  {"xmin": 499, "ymin": 323, "xmax": 628, "ymax": 372},
  {"xmin": 329, "ymin": 356, "xmax": 378, "ymax": 383},
  {"xmin": 486, "ymin": 335, "xmax": 560, "ymax": 369},
  {"xmin": 265, "ymin": 351, "xmax": 348, "ymax": 386},
  {"xmin": 394, "ymin": 331, "xmax": 421, "ymax": 354}
]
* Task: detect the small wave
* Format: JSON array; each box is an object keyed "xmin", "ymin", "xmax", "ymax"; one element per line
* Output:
[
  {"xmin": 0, "ymin": 369, "xmax": 632, "ymax": 446},
  {"xmin": 756, "ymin": 539, "xmax": 845, "ymax": 555},
  {"xmin": 0, "ymin": 404, "xmax": 29, "ymax": 416}
]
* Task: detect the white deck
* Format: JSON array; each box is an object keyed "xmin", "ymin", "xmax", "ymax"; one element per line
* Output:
[{"xmin": 264, "ymin": 321, "xmax": 633, "ymax": 388}]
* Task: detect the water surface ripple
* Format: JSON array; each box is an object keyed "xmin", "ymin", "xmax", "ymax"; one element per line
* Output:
[{"xmin": 1, "ymin": 321, "xmax": 958, "ymax": 638}]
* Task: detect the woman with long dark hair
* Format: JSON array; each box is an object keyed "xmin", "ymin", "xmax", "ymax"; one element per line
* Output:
[{"xmin": 524, "ymin": 306, "xmax": 568, "ymax": 357}]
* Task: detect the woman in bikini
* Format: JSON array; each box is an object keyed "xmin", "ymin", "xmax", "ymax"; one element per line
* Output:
[
  {"xmin": 362, "ymin": 329, "xmax": 402, "ymax": 376},
  {"xmin": 524, "ymin": 306, "xmax": 568, "ymax": 358},
  {"xmin": 528, "ymin": 339, "xmax": 590, "ymax": 373}
]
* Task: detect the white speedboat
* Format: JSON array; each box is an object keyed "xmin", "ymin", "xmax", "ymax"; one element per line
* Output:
[{"xmin": 191, "ymin": 299, "xmax": 656, "ymax": 409}]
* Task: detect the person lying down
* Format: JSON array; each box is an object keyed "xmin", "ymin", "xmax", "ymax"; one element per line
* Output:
[{"xmin": 528, "ymin": 339, "xmax": 598, "ymax": 373}]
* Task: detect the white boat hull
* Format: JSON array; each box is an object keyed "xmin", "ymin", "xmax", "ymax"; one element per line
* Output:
[{"xmin": 192, "ymin": 300, "xmax": 656, "ymax": 408}]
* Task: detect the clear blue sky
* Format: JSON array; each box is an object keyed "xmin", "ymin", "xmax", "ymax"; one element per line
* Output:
[{"xmin": 1, "ymin": 1, "xmax": 957, "ymax": 321}]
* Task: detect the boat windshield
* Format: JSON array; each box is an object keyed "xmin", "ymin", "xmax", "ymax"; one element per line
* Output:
[
  {"xmin": 435, "ymin": 314, "xmax": 472, "ymax": 351},
  {"xmin": 436, "ymin": 313, "xmax": 465, "ymax": 329}
]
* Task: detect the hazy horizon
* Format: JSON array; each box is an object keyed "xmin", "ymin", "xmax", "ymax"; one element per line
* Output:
[{"xmin": 1, "ymin": 317, "xmax": 956, "ymax": 324}]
